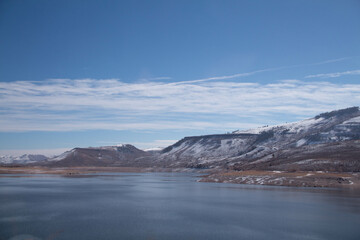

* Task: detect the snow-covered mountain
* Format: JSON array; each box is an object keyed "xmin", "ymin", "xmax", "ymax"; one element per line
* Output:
[
  {"xmin": 155, "ymin": 107, "xmax": 360, "ymax": 169},
  {"xmin": 10, "ymin": 107, "xmax": 360, "ymax": 172},
  {"xmin": 0, "ymin": 154, "xmax": 48, "ymax": 165}
]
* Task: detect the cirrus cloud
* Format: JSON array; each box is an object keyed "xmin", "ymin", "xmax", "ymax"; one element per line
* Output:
[
  {"xmin": 305, "ymin": 69, "xmax": 360, "ymax": 78},
  {"xmin": 0, "ymin": 78, "xmax": 359, "ymax": 132}
]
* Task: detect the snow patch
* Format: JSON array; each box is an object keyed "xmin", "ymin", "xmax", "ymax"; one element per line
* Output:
[
  {"xmin": 343, "ymin": 116, "xmax": 360, "ymax": 124},
  {"xmin": 50, "ymin": 149, "xmax": 75, "ymax": 161},
  {"xmin": 234, "ymin": 117, "xmax": 325, "ymax": 135},
  {"xmin": 296, "ymin": 139, "xmax": 307, "ymax": 147}
]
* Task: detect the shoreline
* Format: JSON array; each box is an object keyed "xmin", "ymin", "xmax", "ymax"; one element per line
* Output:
[
  {"xmin": 1, "ymin": 166, "xmax": 359, "ymax": 189},
  {"xmin": 200, "ymin": 170, "xmax": 360, "ymax": 189}
]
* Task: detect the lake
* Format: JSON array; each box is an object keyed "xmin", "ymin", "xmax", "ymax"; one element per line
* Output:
[{"xmin": 1, "ymin": 172, "xmax": 360, "ymax": 240}]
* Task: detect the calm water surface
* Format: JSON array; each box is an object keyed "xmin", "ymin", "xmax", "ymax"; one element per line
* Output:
[{"xmin": 0, "ymin": 172, "xmax": 360, "ymax": 240}]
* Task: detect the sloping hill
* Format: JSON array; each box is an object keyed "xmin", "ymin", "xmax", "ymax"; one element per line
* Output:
[
  {"xmin": 155, "ymin": 107, "xmax": 360, "ymax": 170},
  {"xmin": 48, "ymin": 144, "xmax": 151, "ymax": 167}
]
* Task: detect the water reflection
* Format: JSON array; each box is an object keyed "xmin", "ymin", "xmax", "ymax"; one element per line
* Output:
[{"xmin": 0, "ymin": 173, "xmax": 359, "ymax": 240}]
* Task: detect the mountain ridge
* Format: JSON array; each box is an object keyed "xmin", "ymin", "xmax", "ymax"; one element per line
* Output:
[
  {"xmin": 2, "ymin": 107, "xmax": 360, "ymax": 173},
  {"xmin": 0, "ymin": 154, "xmax": 48, "ymax": 165}
]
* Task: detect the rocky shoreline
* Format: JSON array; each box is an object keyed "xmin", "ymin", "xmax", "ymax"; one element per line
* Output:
[{"xmin": 200, "ymin": 170, "xmax": 360, "ymax": 188}]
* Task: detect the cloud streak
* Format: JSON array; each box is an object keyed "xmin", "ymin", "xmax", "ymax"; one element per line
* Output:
[
  {"xmin": 138, "ymin": 77, "xmax": 172, "ymax": 81},
  {"xmin": 0, "ymin": 78, "xmax": 359, "ymax": 132},
  {"xmin": 174, "ymin": 57, "xmax": 352, "ymax": 84},
  {"xmin": 305, "ymin": 69, "xmax": 360, "ymax": 78},
  {"xmin": 180, "ymin": 68, "xmax": 271, "ymax": 84}
]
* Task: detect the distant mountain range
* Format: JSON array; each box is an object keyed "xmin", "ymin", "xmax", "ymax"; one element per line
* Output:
[
  {"xmin": 2, "ymin": 107, "xmax": 360, "ymax": 172},
  {"xmin": 0, "ymin": 154, "xmax": 48, "ymax": 165}
]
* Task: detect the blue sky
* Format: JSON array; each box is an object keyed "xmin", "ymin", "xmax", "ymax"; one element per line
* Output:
[{"xmin": 0, "ymin": 0, "xmax": 359, "ymax": 155}]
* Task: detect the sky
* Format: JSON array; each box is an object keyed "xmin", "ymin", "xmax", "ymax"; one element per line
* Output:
[{"xmin": 0, "ymin": 0, "xmax": 359, "ymax": 156}]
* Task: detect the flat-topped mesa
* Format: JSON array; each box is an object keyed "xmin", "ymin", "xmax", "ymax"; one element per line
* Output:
[
  {"xmin": 46, "ymin": 144, "xmax": 150, "ymax": 167},
  {"xmin": 157, "ymin": 106, "xmax": 360, "ymax": 169},
  {"xmin": 161, "ymin": 133, "xmax": 257, "ymax": 154}
]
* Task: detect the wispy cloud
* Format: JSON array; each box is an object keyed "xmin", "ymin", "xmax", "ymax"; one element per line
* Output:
[
  {"xmin": 308, "ymin": 57, "xmax": 352, "ymax": 66},
  {"xmin": 129, "ymin": 140, "xmax": 178, "ymax": 150},
  {"xmin": 0, "ymin": 78, "xmax": 359, "ymax": 132},
  {"xmin": 305, "ymin": 69, "xmax": 360, "ymax": 78},
  {"xmin": 138, "ymin": 76, "xmax": 172, "ymax": 81},
  {"xmin": 176, "ymin": 57, "xmax": 352, "ymax": 84},
  {"xmin": 180, "ymin": 68, "xmax": 271, "ymax": 84}
]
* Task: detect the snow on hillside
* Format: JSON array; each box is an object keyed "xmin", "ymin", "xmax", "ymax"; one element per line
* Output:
[
  {"xmin": 50, "ymin": 149, "xmax": 75, "ymax": 161},
  {"xmin": 343, "ymin": 116, "xmax": 360, "ymax": 124},
  {"xmin": 3, "ymin": 107, "xmax": 359, "ymax": 168},
  {"xmin": 233, "ymin": 117, "xmax": 325, "ymax": 135},
  {"xmin": 158, "ymin": 107, "xmax": 360, "ymax": 167},
  {"xmin": 0, "ymin": 154, "xmax": 48, "ymax": 164}
]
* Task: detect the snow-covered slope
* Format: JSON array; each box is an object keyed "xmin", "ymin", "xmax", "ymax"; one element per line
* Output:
[
  {"xmin": 159, "ymin": 133, "xmax": 258, "ymax": 167},
  {"xmin": 0, "ymin": 154, "xmax": 48, "ymax": 165},
  {"xmin": 157, "ymin": 107, "xmax": 360, "ymax": 168}
]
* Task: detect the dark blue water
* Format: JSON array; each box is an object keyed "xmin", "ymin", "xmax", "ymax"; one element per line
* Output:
[{"xmin": 1, "ymin": 172, "xmax": 360, "ymax": 240}]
